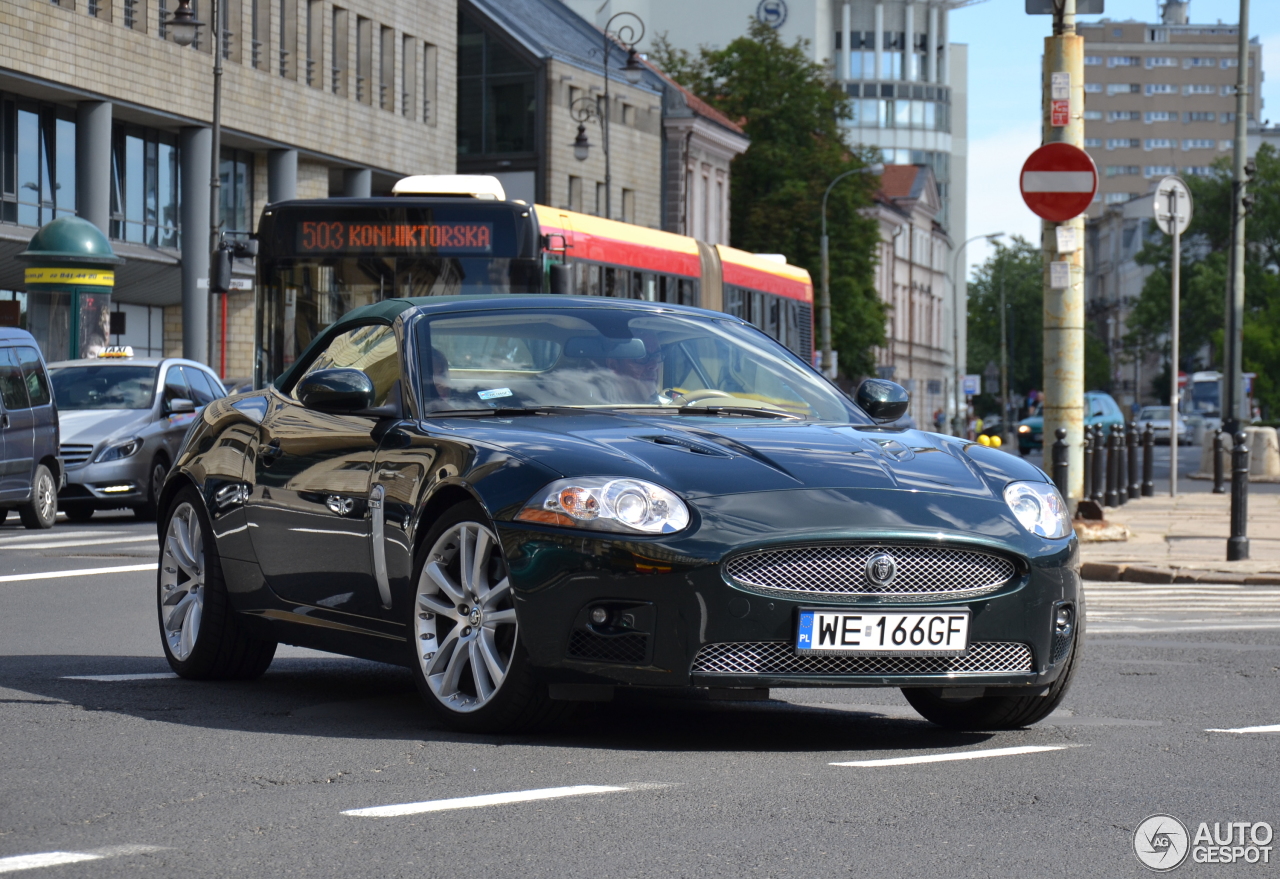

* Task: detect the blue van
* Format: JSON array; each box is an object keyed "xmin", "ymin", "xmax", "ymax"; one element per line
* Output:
[{"xmin": 0, "ymin": 328, "xmax": 61, "ymax": 528}]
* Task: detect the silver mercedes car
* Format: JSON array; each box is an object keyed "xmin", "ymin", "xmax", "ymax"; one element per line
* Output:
[{"xmin": 48, "ymin": 351, "xmax": 227, "ymax": 521}]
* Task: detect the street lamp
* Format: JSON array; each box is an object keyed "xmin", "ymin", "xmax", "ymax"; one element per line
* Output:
[
  {"xmin": 819, "ymin": 162, "xmax": 883, "ymax": 379},
  {"xmin": 166, "ymin": 0, "xmax": 224, "ymax": 367},
  {"xmin": 569, "ymin": 98, "xmax": 599, "ymax": 164},
  {"xmin": 596, "ymin": 12, "xmax": 644, "ymax": 220},
  {"xmin": 950, "ymin": 232, "xmax": 1003, "ymax": 435}
]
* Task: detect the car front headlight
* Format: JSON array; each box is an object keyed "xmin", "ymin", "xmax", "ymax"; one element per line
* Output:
[
  {"xmin": 94, "ymin": 437, "xmax": 144, "ymax": 463},
  {"xmin": 515, "ymin": 477, "xmax": 691, "ymax": 535},
  {"xmin": 1003, "ymin": 481, "xmax": 1072, "ymax": 539},
  {"xmin": 1017, "ymin": 424, "xmax": 1031, "ymax": 434}
]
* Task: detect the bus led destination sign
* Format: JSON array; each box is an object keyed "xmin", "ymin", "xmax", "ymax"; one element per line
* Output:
[{"xmin": 298, "ymin": 221, "xmax": 494, "ymax": 253}]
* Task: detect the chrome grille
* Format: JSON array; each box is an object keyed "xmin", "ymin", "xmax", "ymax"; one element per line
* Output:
[
  {"xmin": 723, "ymin": 544, "xmax": 1016, "ymax": 601},
  {"xmin": 59, "ymin": 444, "xmax": 95, "ymax": 466},
  {"xmin": 1051, "ymin": 632, "xmax": 1073, "ymax": 664},
  {"xmin": 691, "ymin": 641, "xmax": 1033, "ymax": 676}
]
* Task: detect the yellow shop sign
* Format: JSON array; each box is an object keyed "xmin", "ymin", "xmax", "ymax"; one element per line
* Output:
[{"xmin": 24, "ymin": 267, "xmax": 116, "ymax": 286}]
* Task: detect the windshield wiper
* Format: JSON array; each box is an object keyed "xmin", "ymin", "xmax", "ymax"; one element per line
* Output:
[
  {"xmin": 607, "ymin": 404, "xmax": 801, "ymax": 420},
  {"xmin": 423, "ymin": 406, "xmax": 588, "ymax": 418}
]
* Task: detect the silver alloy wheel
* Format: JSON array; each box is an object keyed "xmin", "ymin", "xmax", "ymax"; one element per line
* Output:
[
  {"xmin": 415, "ymin": 521, "xmax": 517, "ymax": 713},
  {"xmin": 160, "ymin": 502, "xmax": 205, "ymax": 661},
  {"xmin": 150, "ymin": 463, "xmax": 166, "ymax": 503},
  {"xmin": 33, "ymin": 470, "xmax": 54, "ymax": 523}
]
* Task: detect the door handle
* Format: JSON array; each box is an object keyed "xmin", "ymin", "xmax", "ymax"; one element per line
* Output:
[
  {"xmin": 0, "ymin": 414, "xmax": 8, "ymax": 429},
  {"xmin": 260, "ymin": 439, "xmax": 283, "ymax": 467}
]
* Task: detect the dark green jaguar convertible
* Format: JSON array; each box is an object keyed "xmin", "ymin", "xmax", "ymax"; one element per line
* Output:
[{"xmin": 156, "ymin": 296, "xmax": 1082, "ymax": 733}]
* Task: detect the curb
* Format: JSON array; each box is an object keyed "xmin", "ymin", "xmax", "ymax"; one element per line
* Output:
[{"xmin": 1081, "ymin": 561, "xmax": 1280, "ymax": 586}]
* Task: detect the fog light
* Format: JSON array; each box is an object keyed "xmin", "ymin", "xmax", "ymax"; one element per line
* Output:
[
  {"xmin": 589, "ymin": 607, "xmax": 610, "ymax": 626},
  {"xmin": 100, "ymin": 484, "xmax": 135, "ymax": 494},
  {"xmin": 1055, "ymin": 605, "xmax": 1073, "ymax": 635}
]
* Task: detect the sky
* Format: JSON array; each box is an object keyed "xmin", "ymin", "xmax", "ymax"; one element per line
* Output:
[{"xmin": 949, "ymin": 0, "xmax": 1280, "ymax": 278}]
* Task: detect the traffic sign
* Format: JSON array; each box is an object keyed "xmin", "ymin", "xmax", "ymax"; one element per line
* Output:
[
  {"xmin": 1020, "ymin": 143, "xmax": 1098, "ymax": 222},
  {"xmin": 963, "ymin": 374, "xmax": 980, "ymax": 396},
  {"xmin": 1154, "ymin": 176, "xmax": 1192, "ymax": 236}
]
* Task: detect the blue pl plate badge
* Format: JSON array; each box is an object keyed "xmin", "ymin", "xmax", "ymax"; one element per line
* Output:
[
  {"xmin": 797, "ymin": 612, "xmax": 814, "ymax": 649},
  {"xmin": 477, "ymin": 388, "xmax": 513, "ymax": 401}
]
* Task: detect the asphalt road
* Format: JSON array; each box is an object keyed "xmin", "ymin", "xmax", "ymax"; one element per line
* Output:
[{"xmin": 2, "ymin": 512, "xmax": 1279, "ymax": 877}]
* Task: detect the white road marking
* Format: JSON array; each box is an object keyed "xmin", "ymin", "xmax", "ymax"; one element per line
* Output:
[
  {"xmin": 1206, "ymin": 724, "xmax": 1280, "ymax": 734},
  {"xmin": 831, "ymin": 745, "xmax": 1070, "ymax": 767},
  {"xmin": 0, "ymin": 530, "xmax": 132, "ymax": 545},
  {"xmin": 0, "ymin": 845, "xmax": 161, "ymax": 874},
  {"xmin": 62, "ymin": 673, "xmax": 177, "ymax": 682},
  {"xmin": 1085, "ymin": 583, "xmax": 1280, "ymax": 632},
  {"xmin": 344, "ymin": 784, "xmax": 634, "ymax": 817},
  {"xmin": 0, "ymin": 563, "xmax": 157, "ymax": 584},
  {"xmin": 0, "ymin": 536, "xmax": 155, "ymax": 551}
]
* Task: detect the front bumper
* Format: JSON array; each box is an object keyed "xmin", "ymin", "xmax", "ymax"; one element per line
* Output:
[
  {"xmin": 59, "ymin": 456, "xmax": 149, "ymax": 506},
  {"xmin": 496, "ymin": 489, "xmax": 1080, "ymax": 692}
]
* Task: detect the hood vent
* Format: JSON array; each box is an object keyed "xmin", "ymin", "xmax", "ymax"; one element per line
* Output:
[{"xmin": 634, "ymin": 434, "xmax": 733, "ymax": 458}]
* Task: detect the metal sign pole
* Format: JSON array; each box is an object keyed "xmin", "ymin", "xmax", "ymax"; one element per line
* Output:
[{"xmin": 1169, "ymin": 187, "xmax": 1180, "ymax": 497}]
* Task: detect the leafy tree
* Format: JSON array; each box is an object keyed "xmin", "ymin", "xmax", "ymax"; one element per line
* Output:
[
  {"xmin": 1124, "ymin": 143, "xmax": 1280, "ymax": 416},
  {"xmin": 651, "ymin": 22, "xmax": 885, "ymax": 378},
  {"xmin": 966, "ymin": 238, "xmax": 1046, "ymax": 399}
]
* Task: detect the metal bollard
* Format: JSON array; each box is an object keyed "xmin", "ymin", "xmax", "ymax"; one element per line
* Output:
[
  {"xmin": 1105, "ymin": 424, "xmax": 1121, "ymax": 507},
  {"xmin": 1092, "ymin": 423, "xmax": 1106, "ymax": 504},
  {"xmin": 1127, "ymin": 421, "xmax": 1141, "ymax": 500},
  {"xmin": 1228, "ymin": 430, "xmax": 1250, "ymax": 561},
  {"xmin": 1141, "ymin": 422, "xmax": 1154, "ymax": 497},
  {"xmin": 1116, "ymin": 423, "xmax": 1129, "ymax": 506},
  {"xmin": 1212, "ymin": 428, "xmax": 1226, "ymax": 494},
  {"xmin": 1082, "ymin": 428, "xmax": 1094, "ymax": 498},
  {"xmin": 1051, "ymin": 428, "xmax": 1069, "ymax": 497}
]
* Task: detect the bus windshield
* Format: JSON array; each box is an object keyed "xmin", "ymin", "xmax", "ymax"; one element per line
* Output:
[{"xmin": 255, "ymin": 200, "xmax": 541, "ymax": 384}]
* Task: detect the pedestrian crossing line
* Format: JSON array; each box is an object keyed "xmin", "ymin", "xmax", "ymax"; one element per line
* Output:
[
  {"xmin": 831, "ymin": 745, "xmax": 1072, "ymax": 768},
  {"xmin": 0, "ymin": 563, "xmax": 157, "ymax": 584},
  {"xmin": 0, "ymin": 845, "xmax": 162, "ymax": 874},
  {"xmin": 0, "ymin": 535, "xmax": 156, "ymax": 551},
  {"xmin": 0, "ymin": 529, "xmax": 133, "ymax": 546},
  {"xmin": 1206, "ymin": 724, "xmax": 1280, "ymax": 734},
  {"xmin": 62, "ymin": 673, "xmax": 176, "ymax": 682},
  {"xmin": 344, "ymin": 784, "xmax": 642, "ymax": 817}
]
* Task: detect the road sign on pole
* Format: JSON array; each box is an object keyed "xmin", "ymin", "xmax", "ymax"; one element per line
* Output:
[
  {"xmin": 1155, "ymin": 175, "xmax": 1192, "ymax": 498},
  {"xmin": 1019, "ymin": 143, "xmax": 1098, "ymax": 223}
]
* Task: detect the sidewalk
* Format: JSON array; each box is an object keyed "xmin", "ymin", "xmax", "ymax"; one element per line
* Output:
[{"xmin": 1078, "ymin": 491, "xmax": 1280, "ymax": 584}]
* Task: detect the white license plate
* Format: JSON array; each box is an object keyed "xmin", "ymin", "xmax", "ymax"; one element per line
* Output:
[{"xmin": 796, "ymin": 609, "xmax": 971, "ymax": 656}]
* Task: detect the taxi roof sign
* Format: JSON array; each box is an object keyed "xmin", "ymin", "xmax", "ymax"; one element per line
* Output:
[{"xmin": 98, "ymin": 346, "xmax": 134, "ymax": 358}]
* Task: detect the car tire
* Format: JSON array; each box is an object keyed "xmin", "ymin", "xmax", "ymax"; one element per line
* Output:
[
  {"xmin": 18, "ymin": 465, "xmax": 57, "ymax": 530},
  {"xmin": 407, "ymin": 501, "xmax": 568, "ymax": 733},
  {"xmin": 63, "ymin": 504, "xmax": 95, "ymax": 523},
  {"xmin": 158, "ymin": 486, "xmax": 277, "ymax": 680},
  {"xmin": 902, "ymin": 629, "xmax": 1082, "ymax": 731},
  {"xmin": 134, "ymin": 457, "xmax": 169, "ymax": 521}
]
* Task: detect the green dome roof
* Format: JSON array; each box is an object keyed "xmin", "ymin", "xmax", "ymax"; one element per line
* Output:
[{"xmin": 17, "ymin": 217, "xmax": 124, "ymax": 266}]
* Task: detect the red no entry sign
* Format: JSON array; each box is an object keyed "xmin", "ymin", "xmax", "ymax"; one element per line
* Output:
[{"xmin": 1020, "ymin": 142, "xmax": 1098, "ymax": 222}]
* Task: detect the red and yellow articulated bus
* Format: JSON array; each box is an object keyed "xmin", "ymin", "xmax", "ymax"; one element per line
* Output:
[{"xmin": 253, "ymin": 176, "xmax": 813, "ymax": 385}]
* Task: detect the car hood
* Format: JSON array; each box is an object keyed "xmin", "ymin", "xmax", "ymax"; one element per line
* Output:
[
  {"xmin": 430, "ymin": 412, "xmax": 1049, "ymax": 501},
  {"xmin": 58, "ymin": 408, "xmax": 152, "ymax": 446}
]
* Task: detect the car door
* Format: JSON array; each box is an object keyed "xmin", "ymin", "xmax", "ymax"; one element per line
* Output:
[
  {"xmin": 0, "ymin": 347, "xmax": 34, "ymax": 500},
  {"xmin": 243, "ymin": 323, "xmax": 400, "ymax": 617},
  {"xmin": 15, "ymin": 347, "xmax": 55, "ymax": 477},
  {"xmin": 158, "ymin": 364, "xmax": 198, "ymax": 459}
]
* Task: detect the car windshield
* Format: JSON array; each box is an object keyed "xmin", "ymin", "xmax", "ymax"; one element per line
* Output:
[
  {"xmin": 415, "ymin": 307, "xmax": 867, "ymax": 423},
  {"xmin": 1139, "ymin": 407, "xmax": 1170, "ymax": 420},
  {"xmin": 50, "ymin": 365, "xmax": 157, "ymax": 410}
]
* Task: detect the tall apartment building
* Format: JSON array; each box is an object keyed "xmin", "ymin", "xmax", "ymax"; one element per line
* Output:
[
  {"xmin": 1082, "ymin": 0, "xmax": 1262, "ymax": 216},
  {"xmin": 0, "ymin": 0, "xmax": 455, "ymax": 377}
]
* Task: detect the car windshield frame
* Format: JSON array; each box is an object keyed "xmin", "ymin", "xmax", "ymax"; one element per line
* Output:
[
  {"xmin": 49, "ymin": 364, "xmax": 159, "ymax": 411},
  {"xmin": 410, "ymin": 305, "xmax": 870, "ymax": 424}
]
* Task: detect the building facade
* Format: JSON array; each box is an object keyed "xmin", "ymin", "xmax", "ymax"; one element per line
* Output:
[
  {"xmin": 1, "ymin": 0, "xmax": 455, "ymax": 377},
  {"xmin": 1081, "ymin": 0, "xmax": 1262, "ymax": 216}
]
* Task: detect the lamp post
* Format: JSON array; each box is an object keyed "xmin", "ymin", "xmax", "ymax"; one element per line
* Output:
[
  {"xmin": 167, "ymin": 0, "xmax": 222, "ymax": 367},
  {"xmin": 950, "ymin": 232, "xmax": 1003, "ymax": 435},
  {"xmin": 819, "ymin": 163, "xmax": 883, "ymax": 379},
  {"xmin": 571, "ymin": 13, "xmax": 645, "ymax": 220}
]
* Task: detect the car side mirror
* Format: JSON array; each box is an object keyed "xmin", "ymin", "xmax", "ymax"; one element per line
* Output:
[
  {"xmin": 167, "ymin": 398, "xmax": 196, "ymax": 415},
  {"xmin": 855, "ymin": 379, "xmax": 910, "ymax": 424},
  {"xmin": 296, "ymin": 368, "xmax": 375, "ymax": 414}
]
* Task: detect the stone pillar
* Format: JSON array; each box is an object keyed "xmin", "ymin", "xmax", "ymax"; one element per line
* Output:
[
  {"xmin": 841, "ymin": 2, "xmax": 851, "ymax": 81},
  {"xmin": 267, "ymin": 149, "xmax": 298, "ymax": 203},
  {"xmin": 75, "ymin": 101, "xmax": 112, "ymax": 235},
  {"xmin": 874, "ymin": 3, "xmax": 884, "ymax": 82},
  {"xmin": 342, "ymin": 168, "xmax": 372, "ymax": 197},
  {"xmin": 904, "ymin": 2, "xmax": 914, "ymax": 81},
  {"xmin": 180, "ymin": 126, "xmax": 211, "ymax": 364},
  {"xmin": 928, "ymin": 4, "xmax": 940, "ymax": 84}
]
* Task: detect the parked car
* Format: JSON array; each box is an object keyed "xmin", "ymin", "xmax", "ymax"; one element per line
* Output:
[
  {"xmin": 156, "ymin": 295, "xmax": 1082, "ymax": 734},
  {"xmin": 48, "ymin": 349, "xmax": 226, "ymax": 521},
  {"xmin": 1017, "ymin": 391, "xmax": 1126, "ymax": 455},
  {"xmin": 1136, "ymin": 405, "xmax": 1190, "ymax": 445},
  {"xmin": 0, "ymin": 328, "xmax": 60, "ymax": 529}
]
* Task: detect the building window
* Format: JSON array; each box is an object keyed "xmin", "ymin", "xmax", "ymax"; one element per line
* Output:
[
  {"xmin": 1143, "ymin": 138, "xmax": 1173, "ymax": 150},
  {"xmin": 279, "ymin": 0, "xmax": 297, "ymax": 79},
  {"xmin": 1181, "ymin": 139, "xmax": 1215, "ymax": 150},
  {"xmin": 1182, "ymin": 166, "xmax": 1214, "ymax": 177},
  {"xmin": 1107, "ymin": 56, "xmax": 1140, "ymax": 67},
  {"xmin": 109, "ymin": 124, "xmax": 180, "ymax": 248},
  {"xmin": 380, "ymin": 26, "xmax": 395, "ymax": 111},
  {"xmin": 1106, "ymin": 138, "xmax": 1138, "ymax": 149},
  {"xmin": 1144, "ymin": 83, "xmax": 1177, "ymax": 96},
  {"xmin": 1146, "ymin": 56, "xmax": 1176, "ymax": 68},
  {"xmin": 622, "ymin": 188, "xmax": 635, "ymax": 225},
  {"xmin": 219, "ymin": 148, "xmax": 253, "ymax": 234},
  {"xmin": 1083, "ymin": 110, "xmax": 1102, "ymax": 121},
  {"xmin": 1084, "ymin": 56, "xmax": 1101, "ymax": 66},
  {"xmin": 1144, "ymin": 111, "xmax": 1175, "ymax": 123},
  {"xmin": 594, "ymin": 182, "xmax": 605, "ymax": 217},
  {"xmin": 251, "ymin": 0, "xmax": 267, "ymax": 68},
  {"xmin": 331, "ymin": 7, "xmax": 349, "ymax": 97},
  {"xmin": 305, "ymin": 0, "xmax": 322, "ymax": 87},
  {"xmin": 1106, "ymin": 83, "xmax": 1138, "ymax": 96},
  {"xmin": 1084, "ymin": 138, "xmax": 1102, "ymax": 148},
  {"xmin": 567, "ymin": 176, "xmax": 582, "ymax": 212},
  {"xmin": 401, "ymin": 35, "xmax": 417, "ymax": 118},
  {"xmin": 0, "ymin": 99, "xmax": 77, "ymax": 227},
  {"xmin": 1084, "ymin": 83, "xmax": 1101, "ymax": 93},
  {"xmin": 356, "ymin": 16, "xmax": 372, "ymax": 104},
  {"xmin": 1184, "ymin": 111, "xmax": 1215, "ymax": 122},
  {"xmin": 457, "ymin": 11, "xmax": 536, "ymax": 157},
  {"xmin": 423, "ymin": 42, "xmax": 438, "ymax": 125},
  {"xmin": 123, "ymin": 0, "xmax": 141, "ymax": 30},
  {"xmin": 1104, "ymin": 192, "xmax": 1132, "ymax": 204},
  {"xmin": 1105, "ymin": 165, "xmax": 1141, "ymax": 177}
]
